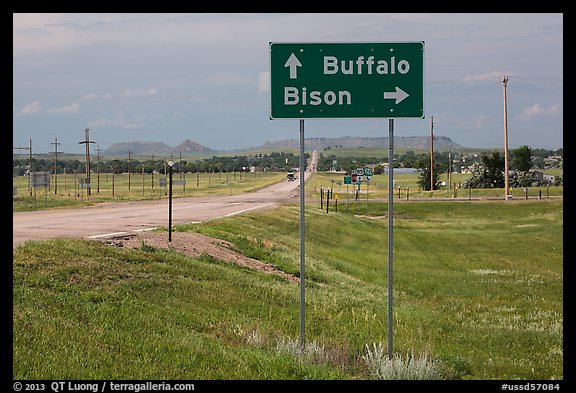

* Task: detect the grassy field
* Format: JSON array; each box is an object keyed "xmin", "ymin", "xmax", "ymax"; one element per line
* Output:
[
  {"xmin": 13, "ymin": 199, "xmax": 563, "ymax": 380},
  {"xmin": 13, "ymin": 169, "xmax": 563, "ymax": 213},
  {"xmin": 308, "ymin": 172, "xmax": 563, "ymax": 201},
  {"xmin": 12, "ymin": 171, "xmax": 287, "ymax": 212}
]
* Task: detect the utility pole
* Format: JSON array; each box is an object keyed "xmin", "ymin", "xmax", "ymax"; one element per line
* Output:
[
  {"xmin": 430, "ymin": 115, "xmax": 434, "ymax": 191},
  {"xmin": 180, "ymin": 150, "xmax": 186, "ymax": 194},
  {"xmin": 78, "ymin": 128, "xmax": 94, "ymax": 197},
  {"xmin": 128, "ymin": 149, "xmax": 132, "ymax": 190},
  {"xmin": 448, "ymin": 150, "xmax": 452, "ymax": 196},
  {"xmin": 96, "ymin": 145, "xmax": 102, "ymax": 193},
  {"xmin": 51, "ymin": 138, "xmax": 62, "ymax": 194},
  {"xmin": 14, "ymin": 139, "xmax": 33, "ymax": 195},
  {"xmin": 502, "ymin": 76, "xmax": 510, "ymax": 199},
  {"xmin": 150, "ymin": 154, "xmax": 155, "ymax": 197},
  {"xmin": 112, "ymin": 164, "xmax": 115, "ymax": 197}
]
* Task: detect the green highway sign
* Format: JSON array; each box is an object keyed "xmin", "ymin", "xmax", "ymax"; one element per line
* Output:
[{"xmin": 270, "ymin": 42, "xmax": 424, "ymax": 119}]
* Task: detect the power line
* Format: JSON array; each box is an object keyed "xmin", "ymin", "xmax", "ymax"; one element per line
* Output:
[
  {"xmin": 13, "ymin": 139, "xmax": 33, "ymax": 196},
  {"xmin": 50, "ymin": 138, "xmax": 62, "ymax": 194},
  {"xmin": 78, "ymin": 128, "xmax": 95, "ymax": 197},
  {"xmin": 502, "ymin": 76, "xmax": 510, "ymax": 200}
]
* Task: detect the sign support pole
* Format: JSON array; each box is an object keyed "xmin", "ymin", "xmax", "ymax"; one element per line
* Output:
[
  {"xmin": 299, "ymin": 119, "xmax": 306, "ymax": 355},
  {"xmin": 168, "ymin": 164, "xmax": 173, "ymax": 242},
  {"xmin": 387, "ymin": 118, "xmax": 394, "ymax": 360}
]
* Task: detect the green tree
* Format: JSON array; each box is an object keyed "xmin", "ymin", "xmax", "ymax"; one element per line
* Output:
[
  {"xmin": 464, "ymin": 150, "xmax": 505, "ymax": 188},
  {"xmin": 416, "ymin": 154, "xmax": 444, "ymax": 191},
  {"xmin": 511, "ymin": 145, "xmax": 532, "ymax": 172},
  {"xmin": 510, "ymin": 145, "xmax": 534, "ymax": 187}
]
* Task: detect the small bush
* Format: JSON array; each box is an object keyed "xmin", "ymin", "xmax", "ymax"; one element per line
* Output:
[
  {"xmin": 362, "ymin": 342, "xmax": 442, "ymax": 380},
  {"xmin": 275, "ymin": 336, "xmax": 328, "ymax": 364}
]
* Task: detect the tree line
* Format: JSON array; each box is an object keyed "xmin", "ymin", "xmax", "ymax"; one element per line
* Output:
[
  {"xmin": 316, "ymin": 146, "xmax": 562, "ymax": 190},
  {"xmin": 13, "ymin": 152, "xmax": 305, "ymax": 177},
  {"xmin": 13, "ymin": 146, "xmax": 563, "ymax": 190}
]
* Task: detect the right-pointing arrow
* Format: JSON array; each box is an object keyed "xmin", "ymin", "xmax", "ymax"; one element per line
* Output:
[{"xmin": 384, "ymin": 87, "xmax": 409, "ymax": 104}]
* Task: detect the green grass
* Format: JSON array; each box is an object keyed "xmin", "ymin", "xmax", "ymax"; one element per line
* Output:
[
  {"xmin": 14, "ymin": 168, "xmax": 563, "ymax": 212},
  {"xmin": 308, "ymin": 172, "xmax": 563, "ymax": 200},
  {"xmin": 13, "ymin": 199, "xmax": 563, "ymax": 380},
  {"xmin": 12, "ymin": 171, "xmax": 287, "ymax": 212}
]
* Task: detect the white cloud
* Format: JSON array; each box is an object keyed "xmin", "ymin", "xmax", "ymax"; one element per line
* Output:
[
  {"xmin": 258, "ymin": 71, "xmax": 270, "ymax": 93},
  {"xmin": 132, "ymin": 113, "xmax": 164, "ymax": 122},
  {"xmin": 20, "ymin": 100, "xmax": 42, "ymax": 114},
  {"xmin": 474, "ymin": 115, "xmax": 489, "ymax": 129},
  {"xmin": 122, "ymin": 88, "xmax": 158, "ymax": 98},
  {"xmin": 82, "ymin": 92, "xmax": 113, "ymax": 100},
  {"xmin": 87, "ymin": 118, "xmax": 141, "ymax": 129},
  {"xmin": 518, "ymin": 103, "xmax": 560, "ymax": 120},
  {"xmin": 462, "ymin": 72, "xmax": 512, "ymax": 82},
  {"xmin": 202, "ymin": 73, "xmax": 252, "ymax": 87},
  {"xmin": 13, "ymin": 13, "xmax": 105, "ymax": 55},
  {"xmin": 46, "ymin": 102, "xmax": 80, "ymax": 114},
  {"xmin": 546, "ymin": 104, "xmax": 560, "ymax": 116}
]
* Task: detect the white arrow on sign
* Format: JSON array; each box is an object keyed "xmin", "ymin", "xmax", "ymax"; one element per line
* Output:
[
  {"xmin": 384, "ymin": 87, "xmax": 409, "ymax": 104},
  {"xmin": 284, "ymin": 53, "xmax": 302, "ymax": 79}
]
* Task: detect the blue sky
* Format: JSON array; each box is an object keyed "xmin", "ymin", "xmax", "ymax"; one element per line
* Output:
[{"xmin": 13, "ymin": 13, "xmax": 563, "ymax": 154}]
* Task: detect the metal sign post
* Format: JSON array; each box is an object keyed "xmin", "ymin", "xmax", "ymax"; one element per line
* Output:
[
  {"xmin": 168, "ymin": 160, "xmax": 174, "ymax": 242},
  {"xmin": 387, "ymin": 119, "xmax": 394, "ymax": 360},
  {"xmin": 299, "ymin": 119, "xmax": 306, "ymax": 354}
]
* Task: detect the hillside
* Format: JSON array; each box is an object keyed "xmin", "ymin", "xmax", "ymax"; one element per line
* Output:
[
  {"xmin": 103, "ymin": 139, "xmax": 215, "ymax": 156},
  {"xmin": 247, "ymin": 136, "xmax": 461, "ymax": 151},
  {"xmin": 13, "ymin": 201, "xmax": 563, "ymax": 380},
  {"xmin": 104, "ymin": 136, "xmax": 461, "ymax": 157}
]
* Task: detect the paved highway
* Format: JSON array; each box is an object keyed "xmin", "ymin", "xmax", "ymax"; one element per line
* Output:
[{"xmin": 13, "ymin": 151, "xmax": 318, "ymax": 248}]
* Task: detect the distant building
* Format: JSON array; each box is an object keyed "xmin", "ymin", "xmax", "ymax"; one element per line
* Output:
[
  {"xmin": 530, "ymin": 170, "xmax": 555, "ymax": 185},
  {"xmin": 377, "ymin": 163, "xmax": 418, "ymax": 175}
]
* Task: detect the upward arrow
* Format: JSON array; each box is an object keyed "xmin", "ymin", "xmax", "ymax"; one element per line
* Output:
[
  {"xmin": 383, "ymin": 87, "xmax": 409, "ymax": 104},
  {"xmin": 284, "ymin": 53, "xmax": 302, "ymax": 79}
]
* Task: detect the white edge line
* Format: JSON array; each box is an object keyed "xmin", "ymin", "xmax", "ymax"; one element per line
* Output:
[
  {"xmin": 87, "ymin": 232, "xmax": 129, "ymax": 239},
  {"xmin": 88, "ymin": 205, "xmax": 271, "ymax": 239},
  {"xmin": 88, "ymin": 227, "xmax": 159, "ymax": 239},
  {"xmin": 221, "ymin": 203, "xmax": 275, "ymax": 218},
  {"xmin": 134, "ymin": 227, "xmax": 158, "ymax": 232}
]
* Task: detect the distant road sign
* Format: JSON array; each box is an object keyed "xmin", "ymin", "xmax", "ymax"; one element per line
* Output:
[
  {"xmin": 31, "ymin": 171, "xmax": 50, "ymax": 188},
  {"xmin": 344, "ymin": 176, "xmax": 351, "ymax": 184},
  {"xmin": 270, "ymin": 42, "xmax": 424, "ymax": 119}
]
